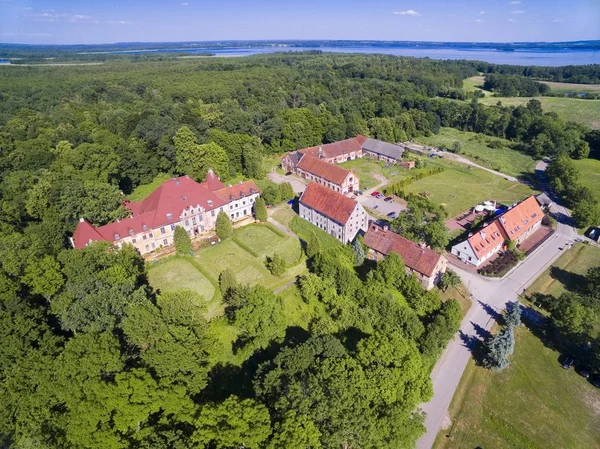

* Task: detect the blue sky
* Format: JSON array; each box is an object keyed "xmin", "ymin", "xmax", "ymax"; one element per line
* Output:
[{"xmin": 0, "ymin": 0, "xmax": 598, "ymax": 45}]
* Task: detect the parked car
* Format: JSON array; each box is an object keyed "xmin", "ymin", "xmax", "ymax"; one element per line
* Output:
[
  {"xmin": 592, "ymin": 376, "xmax": 600, "ymax": 388},
  {"xmin": 578, "ymin": 365, "xmax": 591, "ymax": 379},
  {"xmin": 387, "ymin": 212, "xmax": 398, "ymax": 219},
  {"xmin": 371, "ymin": 191, "xmax": 380, "ymax": 197},
  {"xmin": 561, "ymin": 355, "xmax": 575, "ymax": 370},
  {"xmin": 376, "ymin": 193, "xmax": 384, "ymax": 199},
  {"xmin": 384, "ymin": 196, "xmax": 394, "ymax": 202},
  {"xmin": 356, "ymin": 190, "xmax": 363, "ymax": 196}
]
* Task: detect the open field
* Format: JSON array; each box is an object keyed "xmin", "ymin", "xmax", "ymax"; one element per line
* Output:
[
  {"xmin": 415, "ymin": 127, "xmax": 537, "ymax": 177},
  {"xmin": 462, "ymin": 75, "xmax": 492, "ymax": 96},
  {"xmin": 434, "ymin": 328, "xmax": 600, "ymax": 449},
  {"xmin": 234, "ymin": 224, "xmax": 302, "ymax": 264},
  {"xmin": 148, "ymin": 257, "xmax": 220, "ymax": 317},
  {"xmin": 479, "ymin": 96, "xmax": 600, "ymax": 130},
  {"xmin": 573, "ymin": 158, "xmax": 600, "ymax": 203},
  {"xmin": 403, "ymin": 161, "xmax": 537, "ymax": 217},
  {"xmin": 540, "ymin": 80, "xmax": 600, "ymax": 94},
  {"xmin": 526, "ymin": 242, "xmax": 600, "ymax": 300}
]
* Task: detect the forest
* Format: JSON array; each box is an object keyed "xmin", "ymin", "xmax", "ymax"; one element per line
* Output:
[{"xmin": 0, "ymin": 52, "xmax": 598, "ymax": 448}]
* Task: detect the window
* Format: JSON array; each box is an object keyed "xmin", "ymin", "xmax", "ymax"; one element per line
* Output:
[
  {"xmin": 163, "ymin": 239, "xmax": 168, "ymax": 245},
  {"xmin": 160, "ymin": 227, "xmax": 165, "ymax": 235},
  {"xmin": 243, "ymin": 200, "xmax": 246, "ymax": 205},
  {"xmin": 231, "ymin": 214, "xmax": 234, "ymax": 219},
  {"xmin": 151, "ymin": 243, "xmax": 156, "ymax": 249},
  {"xmin": 132, "ymin": 238, "xmax": 137, "ymax": 244},
  {"xmin": 166, "ymin": 213, "xmax": 173, "ymax": 220},
  {"xmin": 143, "ymin": 224, "xmax": 148, "ymax": 231},
  {"xmin": 185, "ymin": 220, "xmax": 189, "ymax": 226},
  {"xmin": 149, "ymin": 233, "xmax": 153, "ymax": 238},
  {"xmin": 211, "ymin": 210, "xmax": 215, "ymax": 217},
  {"xmin": 142, "ymin": 234, "xmax": 147, "ymax": 240},
  {"xmin": 170, "ymin": 224, "xmax": 175, "ymax": 231},
  {"xmin": 192, "ymin": 217, "xmax": 197, "ymax": 225},
  {"xmin": 145, "ymin": 245, "xmax": 149, "ymax": 251}
]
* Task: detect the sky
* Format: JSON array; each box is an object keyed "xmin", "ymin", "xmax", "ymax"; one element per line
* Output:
[{"xmin": 0, "ymin": 0, "xmax": 599, "ymax": 45}]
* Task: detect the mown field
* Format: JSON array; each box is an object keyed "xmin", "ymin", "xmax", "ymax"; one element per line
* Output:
[
  {"xmin": 434, "ymin": 328, "xmax": 600, "ymax": 449},
  {"xmin": 415, "ymin": 127, "xmax": 537, "ymax": 177},
  {"xmin": 573, "ymin": 157, "xmax": 600, "ymax": 203},
  {"xmin": 402, "ymin": 160, "xmax": 536, "ymax": 217}
]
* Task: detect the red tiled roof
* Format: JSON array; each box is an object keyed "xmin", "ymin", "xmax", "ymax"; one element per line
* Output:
[
  {"xmin": 466, "ymin": 221, "xmax": 505, "ymax": 259},
  {"xmin": 71, "ymin": 170, "xmax": 259, "ymax": 249},
  {"xmin": 300, "ymin": 181, "xmax": 358, "ymax": 225},
  {"xmin": 214, "ymin": 180, "xmax": 261, "ymax": 202},
  {"xmin": 364, "ymin": 224, "xmax": 444, "ymax": 277},
  {"xmin": 496, "ymin": 196, "xmax": 544, "ymax": 241},
  {"xmin": 299, "ymin": 135, "xmax": 367, "ymax": 160},
  {"xmin": 296, "ymin": 154, "xmax": 354, "ymax": 185}
]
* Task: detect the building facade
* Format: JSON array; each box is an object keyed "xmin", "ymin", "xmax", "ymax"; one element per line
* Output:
[
  {"xmin": 295, "ymin": 154, "xmax": 360, "ymax": 194},
  {"xmin": 71, "ymin": 170, "xmax": 261, "ymax": 255},
  {"xmin": 364, "ymin": 224, "xmax": 447, "ymax": 290},
  {"xmin": 299, "ymin": 181, "xmax": 368, "ymax": 243},
  {"xmin": 450, "ymin": 221, "xmax": 505, "ymax": 267}
]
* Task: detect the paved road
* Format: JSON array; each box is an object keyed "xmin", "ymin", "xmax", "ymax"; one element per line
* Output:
[{"xmin": 416, "ymin": 161, "xmax": 579, "ymax": 449}]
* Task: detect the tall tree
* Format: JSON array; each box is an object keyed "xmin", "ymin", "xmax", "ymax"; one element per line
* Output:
[
  {"xmin": 254, "ymin": 197, "xmax": 268, "ymax": 222},
  {"xmin": 306, "ymin": 231, "xmax": 322, "ymax": 259},
  {"xmin": 216, "ymin": 211, "xmax": 233, "ymax": 240},
  {"xmin": 173, "ymin": 225, "xmax": 192, "ymax": 255}
]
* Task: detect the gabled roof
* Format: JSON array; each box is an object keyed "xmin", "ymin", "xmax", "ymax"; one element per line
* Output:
[
  {"xmin": 298, "ymin": 135, "xmax": 367, "ymax": 160},
  {"xmin": 466, "ymin": 221, "xmax": 505, "ymax": 259},
  {"xmin": 496, "ymin": 196, "xmax": 544, "ymax": 241},
  {"xmin": 364, "ymin": 224, "xmax": 444, "ymax": 277},
  {"xmin": 300, "ymin": 181, "xmax": 359, "ymax": 225},
  {"xmin": 72, "ymin": 218, "xmax": 105, "ymax": 249},
  {"xmin": 362, "ymin": 138, "xmax": 405, "ymax": 160},
  {"xmin": 296, "ymin": 154, "xmax": 354, "ymax": 185},
  {"xmin": 214, "ymin": 180, "xmax": 261, "ymax": 202}
]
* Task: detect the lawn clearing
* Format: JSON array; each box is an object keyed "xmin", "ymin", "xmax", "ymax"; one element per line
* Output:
[
  {"xmin": 290, "ymin": 215, "xmax": 346, "ymax": 252},
  {"xmin": 415, "ymin": 127, "xmax": 536, "ymax": 178},
  {"xmin": 148, "ymin": 257, "xmax": 220, "ymax": 317},
  {"xmin": 403, "ymin": 161, "xmax": 537, "ymax": 217},
  {"xmin": 525, "ymin": 242, "xmax": 600, "ymax": 300},
  {"xmin": 540, "ymin": 80, "xmax": 600, "ymax": 94},
  {"xmin": 271, "ymin": 206, "xmax": 297, "ymax": 229},
  {"xmin": 338, "ymin": 158, "xmax": 380, "ymax": 189},
  {"xmin": 479, "ymin": 96, "xmax": 600, "ymax": 130},
  {"xmin": 234, "ymin": 223, "xmax": 302, "ymax": 265},
  {"xmin": 573, "ymin": 158, "xmax": 600, "ymax": 203},
  {"xmin": 462, "ymin": 75, "xmax": 492, "ymax": 97},
  {"xmin": 434, "ymin": 328, "xmax": 600, "ymax": 449},
  {"xmin": 127, "ymin": 173, "xmax": 172, "ymax": 202}
]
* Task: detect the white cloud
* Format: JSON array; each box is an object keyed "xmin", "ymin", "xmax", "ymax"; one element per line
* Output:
[
  {"xmin": 475, "ymin": 19, "xmax": 483, "ymax": 23},
  {"xmin": 552, "ymin": 19, "xmax": 562, "ymax": 23},
  {"xmin": 511, "ymin": 10, "xmax": 525, "ymax": 14},
  {"xmin": 181, "ymin": 2, "xmax": 189, "ymax": 5},
  {"xmin": 34, "ymin": 11, "xmax": 97, "ymax": 23},
  {"xmin": 508, "ymin": 18, "xmax": 516, "ymax": 23},
  {"xmin": 393, "ymin": 9, "xmax": 421, "ymax": 16},
  {"xmin": 479, "ymin": 10, "xmax": 486, "ymax": 15},
  {"xmin": 108, "ymin": 20, "xmax": 133, "ymax": 25},
  {"xmin": 510, "ymin": 0, "xmax": 522, "ymax": 4}
]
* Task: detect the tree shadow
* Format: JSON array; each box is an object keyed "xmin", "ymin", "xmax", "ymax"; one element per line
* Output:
[
  {"xmin": 471, "ymin": 321, "xmax": 492, "ymax": 341},
  {"xmin": 338, "ymin": 326, "xmax": 370, "ymax": 353},
  {"xmin": 458, "ymin": 330, "xmax": 486, "ymax": 364},
  {"xmin": 477, "ymin": 300, "xmax": 501, "ymax": 321},
  {"xmin": 549, "ymin": 267, "xmax": 587, "ymax": 294}
]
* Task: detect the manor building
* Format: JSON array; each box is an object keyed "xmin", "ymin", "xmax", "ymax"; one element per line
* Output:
[
  {"xmin": 299, "ymin": 181, "xmax": 368, "ymax": 243},
  {"xmin": 71, "ymin": 170, "xmax": 261, "ymax": 255},
  {"xmin": 295, "ymin": 154, "xmax": 360, "ymax": 194}
]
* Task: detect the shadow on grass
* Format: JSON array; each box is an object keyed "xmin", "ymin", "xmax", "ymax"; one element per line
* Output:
[
  {"xmin": 478, "ymin": 300, "xmax": 502, "ymax": 321},
  {"xmin": 549, "ymin": 266, "xmax": 588, "ymax": 294}
]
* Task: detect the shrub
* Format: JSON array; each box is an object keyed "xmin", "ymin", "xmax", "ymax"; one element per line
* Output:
[
  {"xmin": 266, "ymin": 252, "xmax": 286, "ymax": 276},
  {"xmin": 254, "ymin": 197, "xmax": 268, "ymax": 222},
  {"xmin": 216, "ymin": 211, "xmax": 233, "ymax": 239},
  {"xmin": 174, "ymin": 225, "xmax": 193, "ymax": 255}
]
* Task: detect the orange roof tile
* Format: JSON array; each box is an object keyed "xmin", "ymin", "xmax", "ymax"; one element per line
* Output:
[
  {"xmin": 364, "ymin": 224, "xmax": 444, "ymax": 277},
  {"xmin": 299, "ymin": 135, "xmax": 366, "ymax": 159},
  {"xmin": 300, "ymin": 181, "xmax": 359, "ymax": 225},
  {"xmin": 466, "ymin": 221, "xmax": 505, "ymax": 259},
  {"xmin": 496, "ymin": 196, "xmax": 544, "ymax": 241},
  {"xmin": 296, "ymin": 154, "xmax": 354, "ymax": 185}
]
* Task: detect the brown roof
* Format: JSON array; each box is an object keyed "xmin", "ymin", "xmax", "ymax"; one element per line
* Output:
[
  {"xmin": 214, "ymin": 180, "xmax": 261, "ymax": 202},
  {"xmin": 496, "ymin": 196, "xmax": 544, "ymax": 241},
  {"xmin": 296, "ymin": 154, "xmax": 354, "ymax": 185},
  {"xmin": 466, "ymin": 221, "xmax": 505, "ymax": 259},
  {"xmin": 364, "ymin": 224, "xmax": 443, "ymax": 277},
  {"xmin": 300, "ymin": 181, "xmax": 359, "ymax": 225},
  {"xmin": 299, "ymin": 135, "xmax": 367, "ymax": 160}
]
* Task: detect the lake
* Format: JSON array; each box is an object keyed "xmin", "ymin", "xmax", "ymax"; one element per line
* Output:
[{"xmin": 109, "ymin": 45, "xmax": 600, "ymax": 66}]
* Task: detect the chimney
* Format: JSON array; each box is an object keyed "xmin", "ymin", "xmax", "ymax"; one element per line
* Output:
[{"xmin": 79, "ymin": 217, "xmax": 85, "ymax": 222}]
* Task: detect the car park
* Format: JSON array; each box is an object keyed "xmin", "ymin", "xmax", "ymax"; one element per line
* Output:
[
  {"xmin": 384, "ymin": 196, "xmax": 393, "ymax": 202},
  {"xmin": 561, "ymin": 355, "xmax": 574, "ymax": 370}
]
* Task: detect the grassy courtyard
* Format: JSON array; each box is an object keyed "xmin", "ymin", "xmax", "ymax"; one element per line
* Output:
[
  {"xmin": 435, "ymin": 328, "xmax": 600, "ymax": 449},
  {"xmin": 415, "ymin": 127, "xmax": 537, "ymax": 178},
  {"xmin": 403, "ymin": 161, "xmax": 537, "ymax": 217}
]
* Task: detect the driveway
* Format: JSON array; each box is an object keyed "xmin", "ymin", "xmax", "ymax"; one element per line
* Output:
[
  {"xmin": 416, "ymin": 161, "xmax": 579, "ymax": 449},
  {"xmin": 267, "ymin": 171, "xmax": 307, "ymax": 195},
  {"xmin": 357, "ymin": 193, "xmax": 406, "ymax": 219}
]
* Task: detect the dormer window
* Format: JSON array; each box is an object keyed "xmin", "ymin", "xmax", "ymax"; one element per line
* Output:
[
  {"xmin": 114, "ymin": 234, "xmax": 121, "ymax": 241},
  {"xmin": 207, "ymin": 200, "xmax": 213, "ymax": 207},
  {"xmin": 182, "ymin": 195, "xmax": 187, "ymax": 201},
  {"xmin": 166, "ymin": 213, "xmax": 173, "ymax": 220},
  {"xmin": 142, "ymin": 224, "xmax": 148, "ymax": 231},
  {"xmin": 129, "ymin": 229, "xmax": 134, "ymax": 236}
]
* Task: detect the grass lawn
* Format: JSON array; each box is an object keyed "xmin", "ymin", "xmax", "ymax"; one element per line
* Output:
[
  {"xmin": 462, "ymin": 75, "xmax": 492, "ymax": 97},
  {"xmin": 526, "ymin": 242, "xmax": 600, "ymax": 300},
  {"xmin": 434, "ymin": 328, "xmax": 600, "ymax": 449},
  {"xmin": 289, "ymin": 215, "xmax": 346, "ymax": 252},
  {"xmin": 415, "ymin": 127, "xmax": 536, "ymax": 178},
  {"xmin": 573, "ymin": 158, "xmax": 600, "ymax": 203},
  {"xmin": 438, "ymin": 282, "xmax": 472, "ymax": 317},
  {"xmin": 234, "ymin": 224, "xmax": 302, "ymax": 265},
  {"xmin": 148, "ymin": 257, "xmax": 220, "ymax": 318},
  {"xmin": 540, "ymin": 80, "xmax": 600, "ymax": 94},
  {"xmin": 338, "ymin": 158, "xmax": 380, "ymax": 189},
  {"xmin": 127, "ymin": 173, "xmax": 173, "ymax": 202},
  {"xmin": 479, "ymin": 96, "xmax": 600, "ymax": 130},
  {"xmin": 195, "ymin": 231, "xmax": 305, "ymax": 292},
  {"xmin": 403, "ymin": 160, "xmax": 537, "ymax": 217},
  {"xmin": 271, "ymin": 206, "xmax": 297, "ymax": 229}
]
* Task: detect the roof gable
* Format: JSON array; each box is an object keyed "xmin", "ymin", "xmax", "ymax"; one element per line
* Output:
[
  {"xmin": 466, "ymin": 221, "xmax": 505, "ymax": 259},
  {"xmin": 297, "ymin": 154, "xmax": 354, "ymax": 185},
  {"xmin": 496, "ymin": 196, "xmax": 544, "ymax": 241},
  {"xmin": 300, "ymin": 181, "xmax": 358, "ymax": 225}
]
